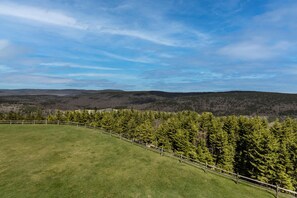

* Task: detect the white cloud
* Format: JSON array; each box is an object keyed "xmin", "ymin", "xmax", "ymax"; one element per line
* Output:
[
  {"xmin": 218, "ymin": 41, "xmax": 291, "ymax": 60},
  {"xmin": 254, "ymin": 3, "xmax": 297, "ymax": 28},
  {"xmin": 0, "ymin": 2, "xmax": 87, "ymax": 29},
  {"xmin": 0, "ymin": 39, "xmax": 27, "ymax": 59},
  {"xmin": 0, "ymin": 74, "xmax": 73, "ymax": 84},
  {"xmin": 99, "ymin": 51, "xmax": 154, "ymax": 64},
  {"xmin": 0, "ymin": 40, "xmax": 9, "ymax": 50},
  {"xmin": 40, "ymin": 62, "xmax": 119, "ymax": 71},
  {"xmin": 99, "ymin": 28, "xmax": 178, "ymax": 47},
  {"xmin": 0, "ymin": 3, "xmax": 175, "ymax": 46},
  {"xmin": 68, "ymin": 73, "xmax": 113, "ymax": 77},
  {"xmin": 0, "ymin": 64, "xmax": 14, "ymax": 72},
  {"xmin": 67, "ymin": 73, "xmax": 137, "ymax": 79},
  {"xmin": 236, "ymin": 74, "xmax": 275, "ymax": 80},
  {"xmin": 100, "ymin": 27, "xmax": 212, "ymax": 47},
  {"xmin": 0, "ymin": 3, "xmax": 211, "ymax": 47}
]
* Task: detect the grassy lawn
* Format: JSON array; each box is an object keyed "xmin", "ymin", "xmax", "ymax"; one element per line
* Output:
[{"xmin": 0, "ymin": 124, "xmax": 280, "ymax": 198}]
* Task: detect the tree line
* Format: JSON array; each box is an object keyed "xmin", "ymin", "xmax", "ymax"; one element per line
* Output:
[{"xmin": 1, "ymin": 109, "xmax": 297, "ymax": 190}]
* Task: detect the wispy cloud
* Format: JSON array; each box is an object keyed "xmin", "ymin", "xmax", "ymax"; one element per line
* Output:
[
  {"xmin": 217, "ymin": 1, "xmax": 297, "ymax": 61},
  {"xmin": 253, "ymin": 2, "xmax": 297, "ymax": 28},
  {"xmin": 99, "ymin": 28, "xmax": 179, "ymax": 47},
  {"xmin": 235, "ymin": 74, "xmax": 275, "ymax": 80},
  {"xmin": 40, "ymin": 62, "xmax": 119, "ymax": 71},
  {"xmin": 0, "ymin": 39, "xmax": 27, "ymax": 59},
  {"xmin": 1, "ymin": 0, "xmax": 297, "ymax": 92},
  {"xmin": 0, "ymin": 2, "xmax": 86, "ymax": 29},
  {"xmin": 218, "ymin": 41, "xmax": 291, "ymax": 60},
  {"xmin": 99, "ymin": 51, "xmax": 154, "ymax": 64},
  {"xmin": 0, "ymin": 74, "xmax": 73, "ymax": 84},
  {"xmin": 0, "ymin": 64, "xmax": 14, "ymax": 72},
  {"xmin": 0, "ymin": 2, "xmax": 211, "ymax": 47},
  {"xmin": 0, "ymin": 39, "xmax": 9, "ymax": 50},
  {"xmin": 67, "ymin": 73, "xmax": 137, "ymax": 80}
]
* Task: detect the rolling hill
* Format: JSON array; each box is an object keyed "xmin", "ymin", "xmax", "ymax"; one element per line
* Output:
[
  {"xmin": 0, "ymin": 124, "xmax": 282, "ymax": 198},
  {"xmin": 1, "ymin": 89, "xmax": 297, "ymax": 118}
]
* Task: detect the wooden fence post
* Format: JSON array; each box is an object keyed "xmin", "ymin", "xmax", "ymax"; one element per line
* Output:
[
  {"xmin": 276, "ymin": 184, "xmax": 279, "ymax": 198},
  {"xmin": 236, "ymin": 173, "xmax": 239, "ymax": 184}
]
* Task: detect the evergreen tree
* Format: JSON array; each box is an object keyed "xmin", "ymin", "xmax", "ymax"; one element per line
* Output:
[
  {"xmin": 2, "ymin": 108, "xmax": 297, "ymax": 189},
  {"xmin": 135, "ymin": 120, "xmax": 155, "ymax": 144},
  {"xmin": 207, "ymin": 118, "xmax": 234, "ymax": 170}
]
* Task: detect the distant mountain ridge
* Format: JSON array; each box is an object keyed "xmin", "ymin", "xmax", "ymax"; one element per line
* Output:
[{"xmin": 0, "ymin": 89, "xmax": 297, "ymax": 118}]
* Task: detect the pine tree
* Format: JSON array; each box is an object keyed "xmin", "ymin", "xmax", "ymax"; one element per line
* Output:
[
  {"xmin": 207, "ymin": 118, "xmax": 234, "ymax": 170},
  {"xmin": 135, "ymin": 120, "xmax": 155, "ymax": 144},
  {"xmin": 172, "ymin": 128, "xmax": 192, "ymax": 156},
  {"xmin": 280, "ymin": 118, "xmax": 297, "ymax": 190},
  {"xmin": 269, "ymin": 120, "xmax": 293, "ymax": 189},
  {"xmin": 243, "ymin": 118, "xmax": 278, "ymax": 182},
  {"xmin": 196, "ymin": 138, "xmax": 214, "ymax": 164}
]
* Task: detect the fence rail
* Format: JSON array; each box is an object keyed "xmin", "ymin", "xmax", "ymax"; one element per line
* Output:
[{"xmin": 1, "ymin": 120, "xmax": 297, "ymax": 198}]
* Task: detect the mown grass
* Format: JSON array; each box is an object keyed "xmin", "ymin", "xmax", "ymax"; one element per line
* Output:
[{"xmin": 0, "ymin": 124, "xmax": 281, "ymax": 198}]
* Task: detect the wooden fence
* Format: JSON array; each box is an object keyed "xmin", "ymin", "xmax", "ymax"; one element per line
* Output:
[{"xmin": 0, "ymin": 120, "xmax": 297, "ymax": 198}]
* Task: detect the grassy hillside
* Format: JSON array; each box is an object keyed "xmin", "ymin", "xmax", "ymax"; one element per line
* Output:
[{"xmin": 0, "ymin": 125, "xmax": 281, "ymax": 198}]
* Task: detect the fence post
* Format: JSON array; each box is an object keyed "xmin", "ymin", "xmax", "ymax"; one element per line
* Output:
[
  {"xmin": 160, "ymin": 147, "xmax": 163, "ymax": 156},
  {"xmin": 236, "ymin": 173, "xmax": 239, "ymax": 184},
  {"xmin": 10, "ymin": 120, "xmax": 11, "ymax": 125},
  {"xmin": 34, "ymin": 120, "xmax": 36, "ymax": 125},
  {"xmin": 22, "ymin": 120, "xmax": 24, "ymax": 125},
  {"xmin": 45, "ymin": 120, "xmax": 47, "ymax": 125},
  {"xmin": 180, "ymin": 154, "xmax": 183, "ymax": 163},
  {"xmin": 276, "ymin": 184, "xmax": 279, "ymax": 198},
  {"xmin": 58, "ymin": 120, "xmax": 60, "ymax": 125}
]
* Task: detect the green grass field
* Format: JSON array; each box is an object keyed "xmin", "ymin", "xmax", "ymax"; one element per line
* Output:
[{"xmin": 0, "ymin": 125, "xmax": 280, "ymax": 198}]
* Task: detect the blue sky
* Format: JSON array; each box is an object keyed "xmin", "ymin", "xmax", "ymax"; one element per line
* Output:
[{"xmin": 0, "ymin": 0, "xmax": 297, "ymax": 92}]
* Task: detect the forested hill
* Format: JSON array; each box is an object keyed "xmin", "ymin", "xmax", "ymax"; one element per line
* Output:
[{"xmin": 1, "ymin": 89, "xmax": 297, "ymax": 118}]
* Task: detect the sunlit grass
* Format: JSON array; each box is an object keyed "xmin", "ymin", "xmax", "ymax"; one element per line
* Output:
[{"xmin": 0, "ymin": 125, "xmax": 280, "ymax": 198}]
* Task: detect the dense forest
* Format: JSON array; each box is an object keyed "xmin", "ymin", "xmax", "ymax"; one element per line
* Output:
[
  {"xmin": 1, "ymin": 109, "xmax": 297, "ymax": 190},
  {"xmin": 2, "ymin": 90, "xmax": 297, "ymax": 118}
]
